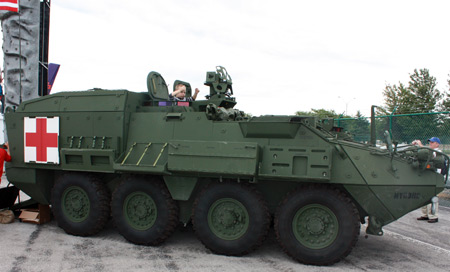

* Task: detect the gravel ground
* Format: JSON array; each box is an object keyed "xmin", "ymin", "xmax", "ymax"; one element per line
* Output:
[
  {"xmin": 1, "ymin": 177, "xmax": 449, "ymax": 271},
  {"xmin": 0, "ymin": 208, "xmax": 449, "ymax": 272},
  {"xmin": 439, "ymin": 188, "xmax": 450, "ymax": 207}
]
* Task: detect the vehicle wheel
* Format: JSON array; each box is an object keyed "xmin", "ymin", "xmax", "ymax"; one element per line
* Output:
[
  {"xmin": 111, "ymin": 176, "xmax": 179, "ymax": 246},
  {"xmin": 51, "ymin": 173, "xmax": 110, "ymax": 236},
  {"xmin": 192, "ymin": 181, "xmax": 270, "ymax": 256},
  {"xmin": 274, "ymin": 185, "xmax": 360, "ymax": 266}
]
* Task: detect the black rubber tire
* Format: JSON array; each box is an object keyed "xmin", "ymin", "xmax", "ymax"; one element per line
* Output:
[
  {"xmin": 51, "ymin": 173, "xmax": 110, "ymax": 236},
  {"xmin": 111, "ymin": 176, "xmax": 179, "ymax": 246},
  {"xmin": 192, "ymin": 181, "xmax": 270, "ymax": 256},
  {"xmin": 274, "ymin": 185, "xmax": 360, "ymax": 266}
]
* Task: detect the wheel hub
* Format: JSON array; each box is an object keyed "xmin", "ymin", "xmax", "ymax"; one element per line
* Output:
[
  {"xmin": 306, "ymin": 217, "xmax": 325, "ymax": 234},
  {"xmin": 134, "ymin": 203, "xmax": 152, "ymax": 219},
  {"xmin": 218, "ymin": 208, "xmax": 242, "ymax": 227},
  {"xmin": 292, "ymin": 204, "xmax": 338, "ymax": 249},
  {"xmin": 124, "ymin": 192, "xmax": 157, "ymax": 230},
  {"xmin": 208, "ymin": 198, "xmax": 249, "ymax": 240},
  {"xmin": 62, "ymin": 186, "xmax": 90, "ymax": 222}
]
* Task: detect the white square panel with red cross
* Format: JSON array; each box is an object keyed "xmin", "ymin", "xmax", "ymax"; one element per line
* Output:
[{"xmin": 24, "ymin": 117, "xmax": 60, "ymax": 164}]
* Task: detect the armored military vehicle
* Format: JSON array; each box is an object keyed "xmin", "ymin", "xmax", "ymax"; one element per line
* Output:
[{"xmin": 4, "ymin": 66, "xmax": 448, "ymax": 265}]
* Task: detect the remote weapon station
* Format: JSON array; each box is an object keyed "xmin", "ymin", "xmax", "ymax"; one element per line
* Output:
[{"xmin": 4, "ymin": 66, "xmax": 448, "ymax": 265}]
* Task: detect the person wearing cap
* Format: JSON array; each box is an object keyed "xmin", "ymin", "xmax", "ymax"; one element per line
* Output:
[
  {"xmin": 411, "ymin": 137, "xmax": 441, "ymax": 149},
  {"xmin": 412, "ymin": 137, "xmax": 441, "ymax": 223}
]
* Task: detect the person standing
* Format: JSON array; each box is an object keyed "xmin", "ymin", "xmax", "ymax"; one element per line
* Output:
[
  {"xmin": 0, "ymin": 142, "xmax": 11, "ymax": 183},
  {"xmin": 412, "ymin": 137, "xmax": 440, "ymax": 223}
]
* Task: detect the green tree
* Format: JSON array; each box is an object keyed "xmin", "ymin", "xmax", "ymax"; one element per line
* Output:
[
  {"xmin": 379, "ymin": 68, "xmax": 443, "ymax": 144},
  {"xmin": 439, "ymin": 74, "xmax": 450, "ymax": 111},
  {"xmin": 435, "ymin": 74, "xmax": 450, "ymax": 144},
  {"xmin": 295, "ymin": 109, "xmax": 369, "ymax": 141},
  {"xmin": 380, "ymin": 68, "xmax": 441, "ymax": 114},
  {"xmin": 295, "ymin": 108, "xmax": 347, "ymax": 118},
  {"xmin": 408, "ymin": 69, "xmax": 441, "ymax": 112},
  {"xmin": 340, "ymin": 111, "xmax": 370, "ymax": 142},
  {"xmin": 380, "ymin": 82, "xmax": 412, "ymax": 114}
]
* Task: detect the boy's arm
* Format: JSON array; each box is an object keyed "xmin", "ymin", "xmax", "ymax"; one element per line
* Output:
[
  {"xmin": 171, "ymin": 89, "xmax": 181, "ymax": 96},
  {"xmin": 192, "ymin": 88, "xmax": 200, "ymax": 100}
]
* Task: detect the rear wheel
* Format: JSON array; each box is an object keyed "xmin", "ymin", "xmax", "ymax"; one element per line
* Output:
[
  {"xmin": 51, "ymin": 173, "xmax": 110, "ymax": 236},
  {"xmin": 111, "ymin": 176, "xmax": 179, "ymax": 246},
  {"xmin": 192, "ymin": 182, "xmax": 270, "ymax": 256},
  {"xmin": 274, "ymin": 185, "xmax": 360, "ymax": 266}
]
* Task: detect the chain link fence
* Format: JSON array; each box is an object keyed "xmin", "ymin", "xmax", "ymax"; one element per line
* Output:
[
  {"xmin": 336, "ymin": 112, "xmax": 450, "ymax": 189},
  {"xmin": 335, "ymin": 112, "xmax": 450, "ymax": 154}
]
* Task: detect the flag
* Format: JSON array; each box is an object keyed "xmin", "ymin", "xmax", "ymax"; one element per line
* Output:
[
  {"xmin": 0, "ymin": 0, "xmax": 19, "ymax": 12},
  {"xmin": 48, "ymin": 63, "xmax": 60, "ymax": 94}
]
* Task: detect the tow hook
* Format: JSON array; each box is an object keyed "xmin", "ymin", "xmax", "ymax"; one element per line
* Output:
[{"xmin": 431, "ymin": 196, "xmax": 439, "ymax": 215}]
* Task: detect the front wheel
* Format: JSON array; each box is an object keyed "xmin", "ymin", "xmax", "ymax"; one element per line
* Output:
[{"xmin": 274, "ymin": 185, "xmax": 360, "ymax": 265}]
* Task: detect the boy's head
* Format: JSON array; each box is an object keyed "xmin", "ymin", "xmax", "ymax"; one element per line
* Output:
[{"xmin": 174, "ymin": 84, "xmax": 187, "ymax": 99}]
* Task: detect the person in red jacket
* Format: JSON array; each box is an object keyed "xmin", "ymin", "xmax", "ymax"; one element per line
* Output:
[{"xmin": 0, "ymin": 142, "xmax": 11, "ymax": 180}]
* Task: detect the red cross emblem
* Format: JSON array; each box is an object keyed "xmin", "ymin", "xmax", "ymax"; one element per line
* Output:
[{"xmin": 24, "ymin": 117, "xmax": 59, "ymax": 164}]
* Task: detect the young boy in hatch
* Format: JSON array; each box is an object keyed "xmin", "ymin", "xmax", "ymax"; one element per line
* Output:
[{"xmin": 169, "ymin": 84, "xmax": 200, "ymax": 102}]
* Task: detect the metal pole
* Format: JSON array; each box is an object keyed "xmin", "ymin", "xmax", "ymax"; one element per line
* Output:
[
  {"xmin": 337, "ymin": 114, "xmax": 343, "ymax": 127},
  {"xmin": 370, "ymin": 105, "xmax": 377, "ymax": 146},
  {"xmin": 18, "ymin": 11, "xmax": 22, "ymax": 104},
  {"xmin": 389, "ymin": 106, "xmax": 398, "ymax": 138}
]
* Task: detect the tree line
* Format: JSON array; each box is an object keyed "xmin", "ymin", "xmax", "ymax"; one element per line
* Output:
[{"xmin": 296, "ymin": 68, "xmax": 450, "ymax": 143}]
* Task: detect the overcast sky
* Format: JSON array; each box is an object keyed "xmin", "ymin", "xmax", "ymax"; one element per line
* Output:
[{"xmin": 45, "ymin": 0, "xmax": 450, "ymax": 117}]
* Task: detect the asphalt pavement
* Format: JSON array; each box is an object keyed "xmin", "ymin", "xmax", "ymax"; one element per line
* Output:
[{"xmin": 0, "ymin": 179, "xmax": 449, "ymax": 272}]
